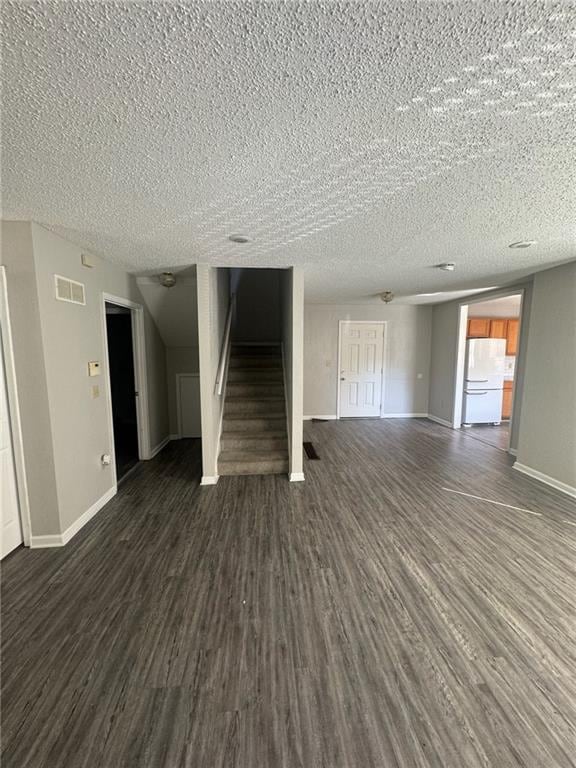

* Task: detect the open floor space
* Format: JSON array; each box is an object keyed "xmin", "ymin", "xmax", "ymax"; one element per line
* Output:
[{"xmin": 2, "ymin": 420, "xmax": 575, "ymax": 768}]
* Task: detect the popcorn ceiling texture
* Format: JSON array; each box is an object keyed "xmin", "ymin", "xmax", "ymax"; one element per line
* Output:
[{"xmin": 1, "ymin": 1, "xmax": 575, "ymax": 301}]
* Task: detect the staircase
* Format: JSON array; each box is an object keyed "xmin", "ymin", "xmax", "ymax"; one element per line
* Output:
[{"xmin": 218, "ymin": 343, "xmax": 289, "ymax": 476}]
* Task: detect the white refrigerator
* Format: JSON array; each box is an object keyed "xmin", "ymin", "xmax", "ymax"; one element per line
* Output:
[{"xmin": 463, "ymin": 338, "xmax": 506, "ymax": 424}]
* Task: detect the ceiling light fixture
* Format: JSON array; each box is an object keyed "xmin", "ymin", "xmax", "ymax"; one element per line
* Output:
[
  {"xmin": 380, "ymin": 291, "xmax": 394, "ymax": 303},
  {"xmin": 159, "ymin": 271, "xmax": 176, "ymax": 288},
  {"xmin": 438, "ymin": 262, "xmax": 456, "ymax": 271},
  {"xmin": 509, "ymin": 240, "xmax": 536, "ymax": 249},
  {"xmin": 229, "ymin": 234, "xmax": 251, "ymax": 244}
]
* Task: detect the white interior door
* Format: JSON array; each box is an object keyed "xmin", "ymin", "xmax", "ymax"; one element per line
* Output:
[
  {"xmin": 339, "ymin": 322, "xmax": 384, "ymax": 418},
  {"xmin": 1, "ymin": 328, "xmax": 22, "ymax": 558},
  {"xmin": 178, "ymin": 374, "xmax": 201, "ymax": 437}
]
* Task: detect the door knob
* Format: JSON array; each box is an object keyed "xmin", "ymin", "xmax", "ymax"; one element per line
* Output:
[{"xmin": 340, "ymin": 377, "xmax": 346, "ymax": 381}]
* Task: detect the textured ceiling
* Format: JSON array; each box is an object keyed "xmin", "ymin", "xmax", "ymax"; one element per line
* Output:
[{"xmin": 1, "ymin": 1, "xmax": 575, "ymax": 302}]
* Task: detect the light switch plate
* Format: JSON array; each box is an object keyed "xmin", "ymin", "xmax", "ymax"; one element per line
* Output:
[{"xmin": 88, "ymin": 361, "xmax": 100, "ymax": 377}]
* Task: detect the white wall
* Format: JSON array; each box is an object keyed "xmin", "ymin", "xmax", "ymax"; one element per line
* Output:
[
  {"xmin": 516, "ymin": 261, "xmax": 576, "ymax": 491},
  {"xmin": 1, "ymin": 221, "xmax": 169, "ymax": 538},
  {"xmin": 197, "ymin": 265, "xmax": 230, "ymax": 482},
  {"xmin": 304, "ymin": 303, "xmax": 432, "ymax": 417},
  {"xmin": 281, "ymin": 268, "xmax": 304, "ymax": 480}
]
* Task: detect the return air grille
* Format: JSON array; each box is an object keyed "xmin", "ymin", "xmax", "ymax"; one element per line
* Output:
[{"xmin": 54, "ymin": 274, "xmax": 86, "ymax": 305}]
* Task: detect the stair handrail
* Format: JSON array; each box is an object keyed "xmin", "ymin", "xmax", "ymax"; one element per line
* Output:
[{"xmin": 216, "ymin": 293, "xmax": 235, "ymax": 396}]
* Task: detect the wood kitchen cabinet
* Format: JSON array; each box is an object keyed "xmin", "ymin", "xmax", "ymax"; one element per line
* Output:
[
  {"xmin": 489, "ymin": 318, "xmax": 508, "ymax": 339},
  {"xmin": 467, "ymin": 316, "xmax": 520, "ymax": 354},
  {"xmin": 502, "ymin": 380, "xmax": 513, "ymax": 420},
  {"xmin": 506, "ymin": 318, "xmax": 519, "ymax": 355},
  {"xmin": 467, "ymin": 318, "xmax": 491, "ymax": 337}
]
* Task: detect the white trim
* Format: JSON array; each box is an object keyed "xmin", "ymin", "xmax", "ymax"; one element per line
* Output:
[
  {"xmin": 149, "ymin": 435, "xmax": 171, "ymax": 459},
  {"xmin": 336, "ymin": 320, "xmax": 387, "ymax": 420},
  {"xmin": 513, "ymin": 463, "xmax": 576, "ymax": 500},
  {"xmin": 29, "ymin": 534, "xmax": 63, "ymax": 548},
  {"xmin": 452, "ymin": 304, "xmax": 469, "ymax": 428},
  {"xmin": 304, "ymin": 414, "xmax": 338, "ymax": 421},
  {"xmin": 30, "ymin": 485, "xmax": 117, "ymax": 548},
  {"xmin": 175, "ymin": 373, "xmax": 201, "ymax": 438},
  {"xmin": 381, "ymin": 412, "xmax": 428, "ymax": 418},
  {"xmin": 0, "ymin": 267, "xmax": 32, "ymax": 546},
  {"xmin": 200, "ymin": 475, "xmax": 219, "ymax": 486},
  {"xmin": 427, "ymin": 414, "xmax": 454, "ymax": 429},
  {"xmin": 101, "ymin": 294, "xmax": 151, "ymax": 487},
  {"xmin": 289, "ymin": 472, "xmax": 305, "ymax": 482}
]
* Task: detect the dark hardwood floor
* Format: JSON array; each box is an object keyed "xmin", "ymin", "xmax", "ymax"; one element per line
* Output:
[{"xmin": 2, "ymin": 419, "xmax": 576, "ymax": 767}]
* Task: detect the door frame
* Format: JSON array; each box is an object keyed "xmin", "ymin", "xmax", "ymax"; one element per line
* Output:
[
  {"xmin": 101, "ymin": 293, "xmax": 150, "ymax": 487},
  {"xmin": 336, "ymin": 320, "xmax": 387, "ymax": 419},
  {"xmin": 0, "ymin": 266, "xmax": 32, "ymax": 547},
  {"xmin": 176, "ymin": 372, "xmax": 201, "ymax": 438},
  {"xmin": 452, "ymin": 288, "xmax": 525, "ymax": 453}
]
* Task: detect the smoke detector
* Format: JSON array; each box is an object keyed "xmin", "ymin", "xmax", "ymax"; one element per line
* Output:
[
  {"xmin": 380, "ymin": 291, "xmax": 394, "ymax": 303},
  {"xmin": 159, "ymin": 272, "xmax": 176, "ymax": 288},
  {"xmin": 229, "ymin": 234, "xmax": 251, "ymax": 244},
  {"xmin": 438, "ymin": 262, "xmax": 456, "ymax": 271}
]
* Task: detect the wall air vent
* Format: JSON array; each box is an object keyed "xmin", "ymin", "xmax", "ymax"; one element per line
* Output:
[{"xmin": 54, "ymin": 274, "xmax": 86, "ymax": 305}]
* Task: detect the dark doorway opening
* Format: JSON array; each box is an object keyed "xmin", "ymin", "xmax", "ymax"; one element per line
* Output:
[{"xmin": 105, "ymin": 303, "xmax": 139, "ymax": 480}]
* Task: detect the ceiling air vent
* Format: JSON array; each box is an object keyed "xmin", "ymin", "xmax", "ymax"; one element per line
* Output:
[{"xmin": 54, "ymin": 274, "xmax": 86, "ymax": 305}]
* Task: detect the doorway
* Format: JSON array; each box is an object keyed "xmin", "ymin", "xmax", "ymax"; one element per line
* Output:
[
  {"xmin": 454, "ymin": 293, "xmax": 523, "ymax": 453},
  {"xmin": 337, "ymin": 321, "xmax": 386, "ymax": 418},
  {"xmin": 105, "ymin": 303, "xmax": 140, "ymax": 480}
]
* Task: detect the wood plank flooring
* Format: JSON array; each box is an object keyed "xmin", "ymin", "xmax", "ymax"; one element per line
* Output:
[{"xmin": 2, "ymin": 418, "xmax": 576, "ymax": 767}]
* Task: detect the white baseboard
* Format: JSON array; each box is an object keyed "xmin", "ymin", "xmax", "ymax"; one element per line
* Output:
[
  {"xmin": 289, "ymin": 472, "xmax": 305, "ymax": 482},
  {"xmin": 29, "ymin": 533, "xmax": 64, "ymax": 548},
  {"xmin": 169, "ymin": 433, "xmax": 181, "ymax": 441},
  {"xmin": 381, "ymin": 412, "xmax": 428, "ymax": 418},
  {"xmin": 148, "ymin": 435, "xmax": 171, "ymax": 459},
  {"xmin": 304, "ymin": 414, "xmax": 337, "ymax": 421},
  {"xmin": 200, "ymin": 475, "xmax": 219, "ymax": 486},
  {"xmin": 508, "ymin": 447, "xmax": 518, "ymax": 457},
  {"xmin": 30, "ymin": 485, "xmax": 117, "ymax": 548},
  {"xmin": 513, "ymin": 463, "xmax": 576, "ymax": 499},
  {"xmin": 427, "ymin": 414, "xmax": 453, "ymax": 429}
]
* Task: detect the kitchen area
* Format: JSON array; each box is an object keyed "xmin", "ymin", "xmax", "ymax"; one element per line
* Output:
[{"xmin": 462, "ymin": 294, "xmax": 522, "ymax": 450}]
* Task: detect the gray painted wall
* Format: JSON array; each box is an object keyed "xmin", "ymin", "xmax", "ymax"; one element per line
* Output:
[
  {"xmin": 304, "ymin": 303, "xmax": 432, "ymax": 417},
  {"xmin": 516, "ymin": 261, "xmax": 576, "ymax": 488},
  {"xmin": 1, "ymin": 221, "xmax": 169, "ymax": 537}
]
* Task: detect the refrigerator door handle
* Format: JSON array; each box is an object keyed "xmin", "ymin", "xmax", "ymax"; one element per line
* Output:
[
  {"xmin": 465, "ymin": 390, "xmax": 488, "ymax": 395},
  {"xmin": 466, "ymin": 378, "xmax": 489, "ymax": 383}
]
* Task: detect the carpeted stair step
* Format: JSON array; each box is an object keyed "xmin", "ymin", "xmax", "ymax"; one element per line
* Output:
[
  {"xmin": 229, "ymin": 356, "xmax": 282, "ymax": 368},
  {"xmin": 220, "ymin": 431, "xmax": 288, "ymax": 451},
  {"xmin": 227, "ymin": 368, "xmax": 283, "ymax": 383},
  {"xmin": 226, "ymin": 381, "xmax": 285, "ymax": 397},
  {"xmin": 218, "ymin": 449, "xmax": 289, "ymax": 476},
  {"xmin": 225, "ymin": 397, "xmax": 285, "ymax": 416},
  {"xmin": 231, "ymin": 344, "xmax": 281, "ymax": 357},
  {"xmin": 222, "ymin": 415, "xmax": 286, "ymax": 432}
]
